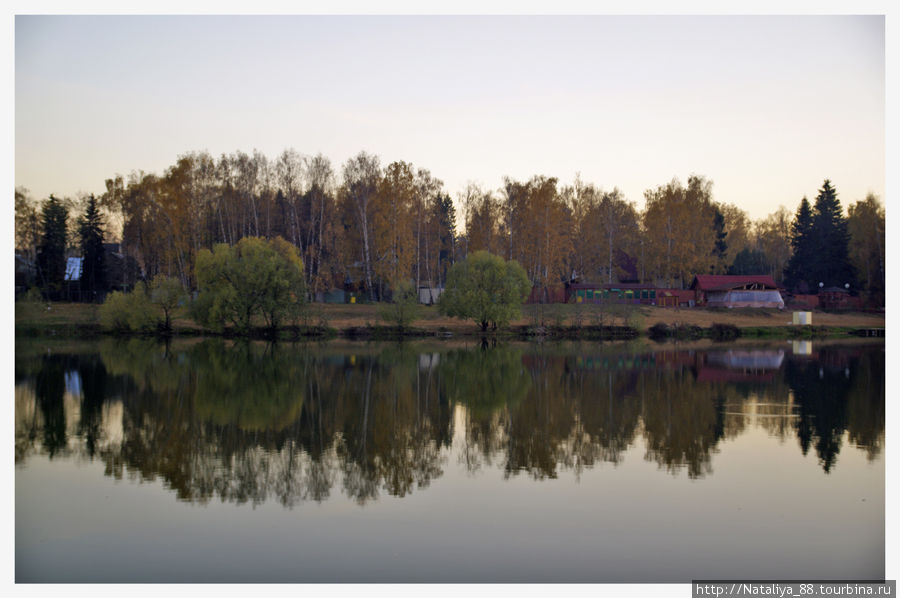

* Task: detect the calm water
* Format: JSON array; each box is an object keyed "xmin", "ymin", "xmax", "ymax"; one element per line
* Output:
[{"xmin": 15, "ymin": 338, "xmax": 884, "ymax": 583}]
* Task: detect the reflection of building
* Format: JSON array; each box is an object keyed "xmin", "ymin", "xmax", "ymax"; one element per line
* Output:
[
  {"xmin": 690, "ymin": 275, "xmax": 784, "ymax": 308},
  {"xmin": 696, "ymin": 349, "xmax": 784, "ymax": 383}
]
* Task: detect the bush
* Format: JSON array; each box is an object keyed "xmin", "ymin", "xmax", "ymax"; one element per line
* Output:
[
  {"xmin": 99, "ymin": 283, "xmax": 156, "ymax": 332},
  {"xmin": 648, "ymin": 322, "xmax": 671, "ymax": 339},
  {"xmin": 377, "ymin": 280, "xmax": 420, "ymax": 330},
  {"xmin": 149, "ymin": 275, "xmax": 186, "ymax": 331},
  {"xmin": 709, "ymin": 323, "xmax": 741, "ymax": 341},
  {"xmin": 99, "ymin": 291, "xmax": 131, "ymax": 332}
]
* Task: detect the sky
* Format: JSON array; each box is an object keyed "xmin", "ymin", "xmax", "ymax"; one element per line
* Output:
[{"xmin": 14, "ymin": 14, "xmax": 885, "ymax": 221}]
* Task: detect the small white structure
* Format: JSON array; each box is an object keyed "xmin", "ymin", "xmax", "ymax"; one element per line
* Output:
[
  {"xmin": 792, "ymin": 311, "xmax": 812, "ymax": 325},
  {"xmin": 418, "ymin": 286, "xmax": 443, "ymax": 305}
]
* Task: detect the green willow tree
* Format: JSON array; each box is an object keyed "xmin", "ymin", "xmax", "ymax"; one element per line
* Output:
[
  {"xmin": 439, "ymin": 251, "xmax": 531, "ymax": 331},
  {"xmin": 193, "ymin": 236, "xmax": 306, "ymax": 333}
]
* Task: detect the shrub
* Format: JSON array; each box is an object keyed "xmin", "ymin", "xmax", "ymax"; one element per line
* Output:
[
  {"xmin": 149, "ymin": 275, "xmax": 186, "ymax": 331},
  {"xmin": 99, "ymin": 283, "xmax": 156, "ymax": 332},
  {"xmin": 648, "ymin": 322, "xmax": 671, "ymax": 339},
  {"xmin": 709, "ymin": 323, "xmax": 741, "ymax": 341},
  {"xmin": 377, "ymin": 280, "xmax": 420, "ymax": 330}
]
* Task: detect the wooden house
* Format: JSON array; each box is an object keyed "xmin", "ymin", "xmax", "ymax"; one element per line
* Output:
[{"xmin": 566, "ymin": 282, "xmax": 659, "ymax": 305}]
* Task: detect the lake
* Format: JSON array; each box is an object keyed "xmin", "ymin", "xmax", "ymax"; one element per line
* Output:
[{"xmin": 15, "ymin": 337, "xmax": 884, "ymax": 583}]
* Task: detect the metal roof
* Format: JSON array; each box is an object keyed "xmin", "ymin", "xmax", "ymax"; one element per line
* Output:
[
  {"xmin": 64, "ymin": 257, "xmax": 82, "ymax": 281},
  {"xmin": 691, "ymin": 274, "xmax": 778, "ymax": 291}
]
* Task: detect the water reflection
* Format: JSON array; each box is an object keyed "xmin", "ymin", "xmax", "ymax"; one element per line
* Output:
[{"xmin": 15, "ymin": 339, "xmax": 884, "ymax": 506}]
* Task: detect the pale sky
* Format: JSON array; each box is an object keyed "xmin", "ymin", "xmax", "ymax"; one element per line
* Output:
[{"xmin": 15, "ymin": 14, "xmax": 885, "ymax": 220}]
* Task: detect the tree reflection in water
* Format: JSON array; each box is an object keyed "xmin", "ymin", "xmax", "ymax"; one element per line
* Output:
[{"xmin": 14, "ymin": 339, "xmax": 885, "ymax": 506}]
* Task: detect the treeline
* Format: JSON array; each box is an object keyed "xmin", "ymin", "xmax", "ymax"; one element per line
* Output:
[{"xmin": 14, "ymin": 149, "xmax": 885, "ymax": 303}]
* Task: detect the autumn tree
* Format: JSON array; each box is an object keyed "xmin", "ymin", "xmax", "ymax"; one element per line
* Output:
[
  {"xmin": 719, "ymin": 203, "xmax": 752, "ymax": 269},
  {"xmin": 579, "ymin": 187, "xmax": 640, "ymax": 283},
  {"xmin": 373, "ymin": 161, "xmax": 416, "ymax": 292},
  {"xmin": 461, "ymin": 183, "xmax": 501, "ymax": 257},
  {"xmin": 753, "ymin": 206, "xmax": 792, "ymax": 284},
  {"xmin": 15, "ymin": 187, "xmax": 40, "ymax": 266},
  {"xmin": 304, "ymin": 153, "xmax": 337, "ymax": 296},
  {"xmin": 340, "ymin": 151, "xmax": 381, "ymax": 299},
  {"xmin": 642, "ymin": 176, "xmax": 716, "ymax": 287},
  {"xmin": 847, "ymin": 194, "xmax": 885, "ymax": 305},
  {"xmin": 500, "ymin": 176, "xmax": 572, "ymax": 288}
]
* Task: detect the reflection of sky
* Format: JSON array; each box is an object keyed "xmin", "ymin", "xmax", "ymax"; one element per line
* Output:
[
  {"xmin": 15, "ymin": 15, "xmax": 884, "ymax": 220},
  {"xmin": 64, "ymin": 370, "xmax": 81, "ymax": 397}
]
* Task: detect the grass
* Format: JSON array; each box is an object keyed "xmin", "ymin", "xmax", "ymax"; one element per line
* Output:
[{"xmin": 15, "ymin": 299, "xmax": 885, "ymax": 340}]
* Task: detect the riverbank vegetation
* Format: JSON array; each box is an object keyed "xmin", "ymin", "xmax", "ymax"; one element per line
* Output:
[{"xmin": 16, "ymin": 294, "xmax": 884, "ymax": 341}]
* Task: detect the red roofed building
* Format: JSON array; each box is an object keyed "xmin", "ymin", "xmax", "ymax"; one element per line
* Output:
[{"xmin": 690, "ymin": 275, "xmax": 784, "ymax": 309}]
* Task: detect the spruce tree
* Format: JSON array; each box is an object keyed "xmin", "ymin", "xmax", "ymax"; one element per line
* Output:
[
  {"xmin": 79, "ymin": 195, "xmax": 106, "ymax": 298},
  {"xmin": 810, "ymin": 179, "xmax": 856, "ymax": 290},
  {"xmin": 711, "ymin": 208, "xmax": 728, "ymax": 273},
  {"xmin": 36, "ymin": 195, "xmax": 69, "ymax": 295},
  {"xmin": 784, "ymin": 197, "xmax": 814, "ymax": 293},
  {"xmin": 783, "ymin": 181, "xmax": 857, "ymax": 294}
]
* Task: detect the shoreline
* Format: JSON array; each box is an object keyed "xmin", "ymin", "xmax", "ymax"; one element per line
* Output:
[{"xmin": 15, "ymin": 301, "xmax": 885, "ymax": 342}]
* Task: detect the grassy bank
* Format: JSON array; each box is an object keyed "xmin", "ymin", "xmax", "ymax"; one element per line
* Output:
[{"xmin": 15, "ymin": 300, "xmax": 884, "ymax": 340}]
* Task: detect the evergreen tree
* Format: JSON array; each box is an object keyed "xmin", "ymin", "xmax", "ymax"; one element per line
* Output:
[
  {"xmin": 810, "ymin": 180, "xmax": 856, "ymax": 291},
  {"xmin": 728, "ymin": 248, "xmax": 768, "ymax": 276},
  {"xmin": 79, "ymin": 194, "xmax": 106, "ymax": 298},
  {"xmin": 436, "ymin": 192, "xmax": 457, "ymax": 285},
  {"xmin": 784, "ymin": 196, "xmax": 814, "ymax": 293},
  {"xmin": 711, "ymin": 208, "xmax": 728, "ymax": 273},
  {"xmin": 36, "ymin": 195, "xmax": 69, "ymax": 295}
]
